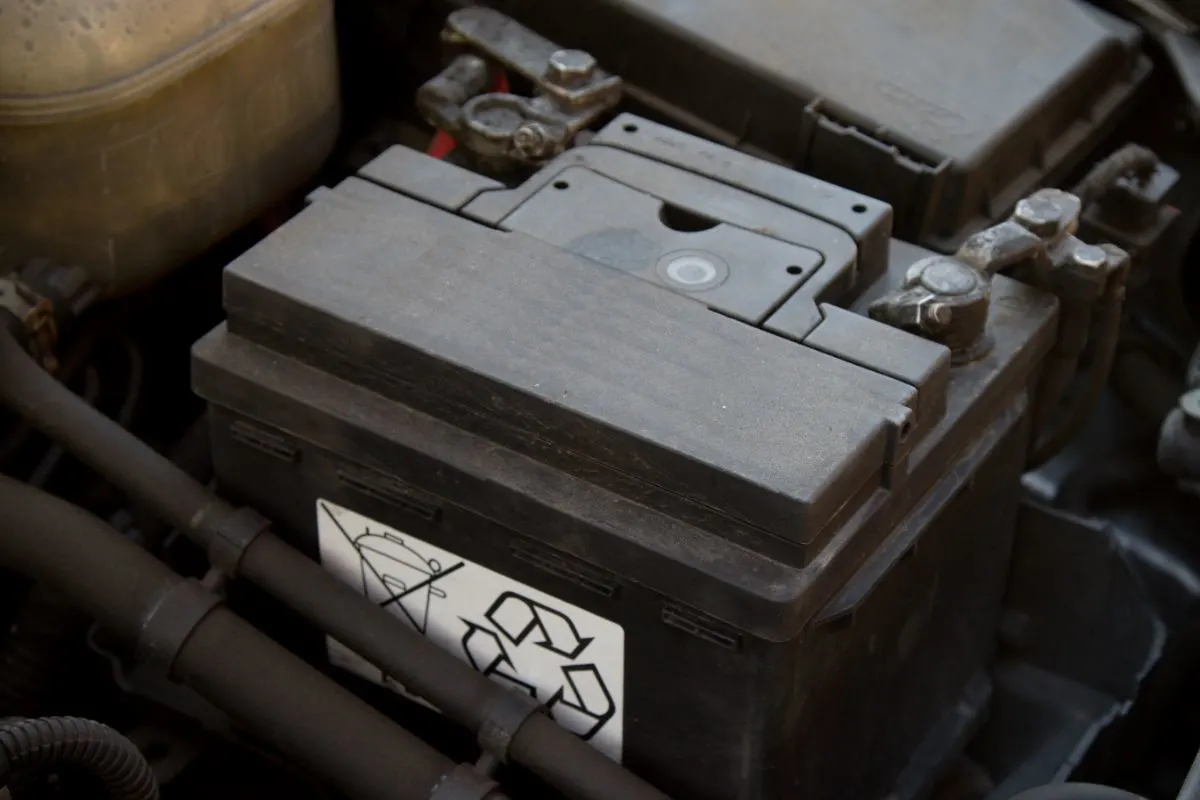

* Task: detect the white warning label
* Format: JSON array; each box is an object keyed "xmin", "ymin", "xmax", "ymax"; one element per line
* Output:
[{"xmin": 315, "ymin": 499, "xmax": 625, "ymax": 761}]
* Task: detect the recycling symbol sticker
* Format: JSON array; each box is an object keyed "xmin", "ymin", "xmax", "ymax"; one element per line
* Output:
[{"xmin": 316, "ymin": 499, "xmax": 625, "ymax": 761}]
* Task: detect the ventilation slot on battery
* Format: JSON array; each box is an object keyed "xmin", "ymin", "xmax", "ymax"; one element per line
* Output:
[
  {"xmin": 662, "ymin": 603, "xmax": 742, "ymax": 651},
  {"xmin": 229, "ymin": 420, "xmax": 301, "ymax": 463},
  {"xmin": 336, "ymin": 467, "xmax": 442, "ymax": 523},
  {"xmin": 801, "ymin": 99, "xmax": 949, "ymax": 239},
  {"xmin": 510, "ymin": 539, "xmax": 619, "ymax": 598}
]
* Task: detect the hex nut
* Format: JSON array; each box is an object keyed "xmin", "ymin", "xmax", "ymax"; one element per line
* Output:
[{"xmin": 546, "ymin": 49, "xmax": 597, "ymax": 88}]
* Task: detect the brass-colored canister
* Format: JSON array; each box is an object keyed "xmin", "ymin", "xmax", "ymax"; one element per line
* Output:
[{"xmin": 0, "ymin": 0, "xmax": 341, "ymax": 294}]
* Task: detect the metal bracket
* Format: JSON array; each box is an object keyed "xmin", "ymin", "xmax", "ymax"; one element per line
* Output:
[
  {"xmin": 0, "ymin": 260, "xmax": 98, "ymax": 372},
  {"xmin": 429, "ymin": 764, "xmax": 501, "ymax": 800},
  {"xmin": 476, "ymin": 688, "xmax": 542, "ymax": 762},
  {"xmin": 206, "ymin": 506, "xmax": 272, "ymax": 577},
  {"xmin": 136, "ymin": 579, "xmax": 222, "ymax": 673},
  {"xmin": 0, "ymin": 274, "xmax": 58, "ymax": 371}
]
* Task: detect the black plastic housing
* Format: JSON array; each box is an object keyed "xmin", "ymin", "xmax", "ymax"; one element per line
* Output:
[
  {"xmin": 193, "ymin": 158, "xmax": 1058, "ymax": 799},
  {"xmin": 496, "ymin": 0, "xmax": 1149, "ymax": 247}
]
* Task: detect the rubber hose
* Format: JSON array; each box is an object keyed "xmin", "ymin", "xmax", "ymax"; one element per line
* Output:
[
  {"xmin": 28, "ymin": 364, "xmax": 100, "ymax": 488},
  {"xmin": 0, "ymin": 334, "xmax": 95, "ymax": 468},
  {"xmin": 130, "ymin": 411, "xmax": 214, "ymax": 551},
  {"xmin": 0, "ymin": 716, "xmax": 158, "ymax": 800},
  {"xmin": 1009, "ymin": 783, "xmax": 1146, "ymax": 800},
  {"xmin": 1072, "ymin": 144, "xmax": 1159, "ymax": 208},
  {"xmin": 1, "ymin": 345, "xmax": 142, "ymax": 716},
  {"xmin": 0, "ymin": 330, "xmax": 221, "ymax": 540},
  {"xmin": 0, "ymin": 329, "xmax": 670, "ymax": 800},
  {"xmin": 240, "ymin": 535, "xmax": 669, "ymax": 800},
  {"xmin": 0, "ymin": 477, "xmax": 467, "ymax": 800}
]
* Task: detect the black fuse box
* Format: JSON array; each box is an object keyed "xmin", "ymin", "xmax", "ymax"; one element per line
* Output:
[
  {"xmin": 495, "ymin": 0, "xmax": 1149, "ymax": 247},
  {"xmin": 193, "ymin": 127, "xmax": 1058, "ymax": 799}
]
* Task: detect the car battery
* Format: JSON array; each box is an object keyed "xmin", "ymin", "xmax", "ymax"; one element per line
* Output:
[
  {"xmin": 192, "ymin": 116, "xmax": 1058, "ymax": 800},
  {"xmin": 493, "ymin": 0, "xmax": 1148, "ymax": 248}
]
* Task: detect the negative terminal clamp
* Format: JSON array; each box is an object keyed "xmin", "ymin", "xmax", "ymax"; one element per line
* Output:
[
  {"xmin": 971, "ymin": 188, "xmax": 1127, "ymax": 306},
  {"xmin": 869, "ymin": 256, "xmax": 993, "ymax": 364},
  {"xmin": 871, "ymin": 188, "xmax": 1129, "ymax": 363},
  {"xmin": 418, "ymin": 8, "xmax": 623, "ymax": 170}
]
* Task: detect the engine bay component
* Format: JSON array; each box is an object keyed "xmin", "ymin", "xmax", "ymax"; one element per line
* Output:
[
  {"xmin": 2, "ymin": 3, "xmax": 1199, "ymax": 798},
  {"xmin": 872, "ymin": 185, "xmax": 1132, "ymax": 463},
  {"xmin": 0, "ymin": 0, "xmax": 341, "ymax": 295},
  {"xmin": 494, "ymin": 0, "xmax": 1149, "ymax": 246},
  {"xmin": 873, "ymin": 189, "xmax": 1128, "ymax": 339},
  {"xmin": 417, "ymin": 8, "xmax": 622, "ymax": 169},
  {"xmin": 869, "ymin": 255, "xmax": 996, "ymax": 363},
  {"xmin": 0, "ymin": 260, "xmax": 98, "ymax": 372},
  {"xmin": 193, "ymin": 116, "xmax": 1060, "ymax": 799},
  {"xmin": 361, "ymin": 114, "xmax": 894, "ymax": 341},
  {"xmin": 1077, "ymin": 145, "xmax": 1178, "ymax": 273}
]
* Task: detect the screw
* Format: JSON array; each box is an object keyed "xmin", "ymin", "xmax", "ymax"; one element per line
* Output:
[
  {"xmin": 916, "ymin": 257, "xmax": 977, "ymax": 296},
  {"xmin": 1181, "ymin": 389, "xmax": 1200, "ymax": 435},
  {"xmin": 511, "ymin": 122, "xmax": 554, "ymax": 161},
  {"xmin": 1013, "ymin": 195, "xmax": 1066, "ymax": 238},
  {"xmin": 545, "ymin": 49, "xmax": 597, "ymax": 89}
]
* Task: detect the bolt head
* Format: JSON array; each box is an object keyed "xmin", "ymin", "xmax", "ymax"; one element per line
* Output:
[
  {"xmin": 546, "ymin": 49, "xmax": 597, "ymax": 88},
  {"xmin": 1014, "ymin": 194, "xmax": 1066, "ymax": 237},
  {"xmin": 512, "ymin": 122, "xmax": 553, "ymax": 160},
  {"xmin": 913, "ymin": 257, "xmax": 978, "ymax": 296}
]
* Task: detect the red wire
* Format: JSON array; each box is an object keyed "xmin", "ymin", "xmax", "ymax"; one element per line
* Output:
[
  {"xmin": 427, "ymin": 131, "xmax": 457, "ymax": 159},
  {"xmin": 426, "ymin": 70, "xmax": 511, "ymax": 159}
]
